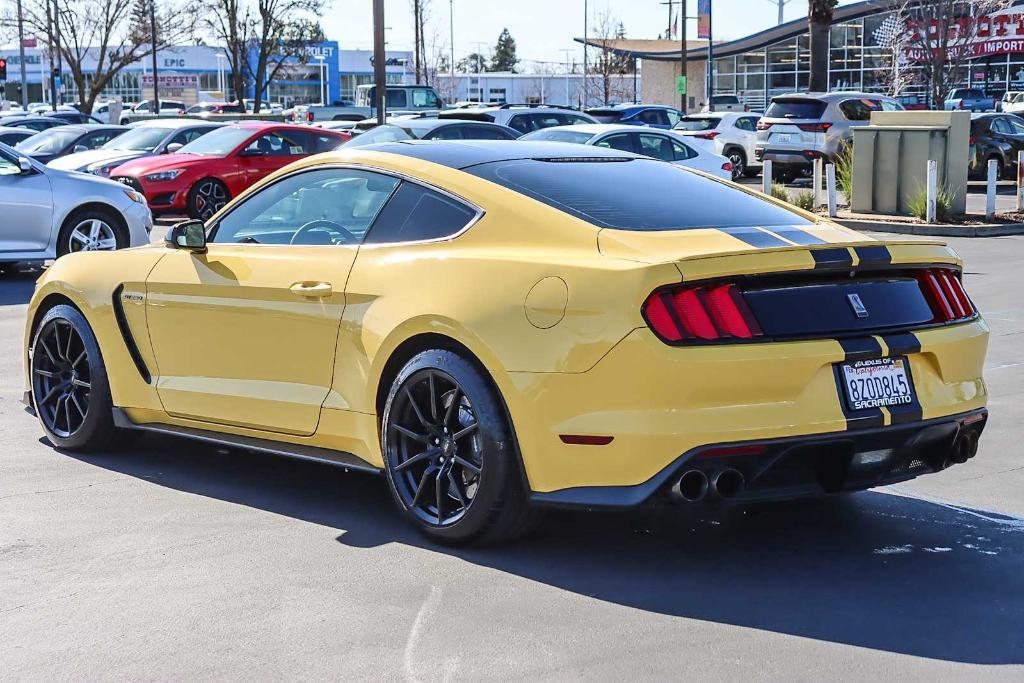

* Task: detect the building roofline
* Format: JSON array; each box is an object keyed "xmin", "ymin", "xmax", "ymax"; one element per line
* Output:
[{"xmin": 576, "ymin": 0, "xmax": 899, "ymax": 62}]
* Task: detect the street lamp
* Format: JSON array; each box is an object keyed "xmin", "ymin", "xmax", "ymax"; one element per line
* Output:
[
  {"xmin": 216, "ymin": 52, "xmax": 225, "ymax": 99},
  {"xmin": 314, "ymin": 54, "xmax": 326, "ymax": 104},
  {"xmin": 559, "ymin": 48, "xmax": 573, "ymax": 106}
]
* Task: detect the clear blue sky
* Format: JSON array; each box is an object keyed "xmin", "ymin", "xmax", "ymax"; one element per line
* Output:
[{"xmin": 326, "ymin": 0, "xmax": 863, "ymax": 67}]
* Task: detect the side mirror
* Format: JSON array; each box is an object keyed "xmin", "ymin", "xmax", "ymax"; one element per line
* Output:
[
  {"xmin": 237, "ymin": 147, "xmax": 261, "ymax": 157},
  {"xmin": 18, "ymin": 157, "xmax": 33, "ymax": 174},
  {"xmin": 165, "ymin": 219, "xmax": 207, "ymax": 253},
  {"xmin": 165, "ymin": 143, "xmax": 183, "ymax": 154},
  {"xmin": 72, "ymin": 144, "xmax": 88, "ymax": 154}
]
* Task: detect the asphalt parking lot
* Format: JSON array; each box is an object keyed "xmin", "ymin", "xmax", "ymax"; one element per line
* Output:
[{"xmin": 2, "ymin": 232, "xmax": 1023, "ymax": 679}]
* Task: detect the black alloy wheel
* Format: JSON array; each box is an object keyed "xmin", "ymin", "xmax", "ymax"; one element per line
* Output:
[
  {"xmin": 386, "ymin": 368, "xmax": 483, "ymax": 527},
  {"xmin": 381, "ymin": 349, "xmax": 539, "ymax": 544},
  {"xmin": 32, "ymin": 317, "xmax": 92, "ymax": 439},
  {"xmin": 728, "ymin": 149, "xmax": 746, "ymax": 181},
  {"xmin": 188, "ymin": 179, "xmax": 230, "ymax": 221},
  {"xmin": 31, "ymin": 305, "xmax": 127, "ymax": 451}
]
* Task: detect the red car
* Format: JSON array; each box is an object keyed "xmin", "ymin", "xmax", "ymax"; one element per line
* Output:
[{"xmin": 109, "ymin": 122, "xmax": 348, "ymax": 219}]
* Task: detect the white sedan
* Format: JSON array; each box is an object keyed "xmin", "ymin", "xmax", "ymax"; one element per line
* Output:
[
  {"xmin": 518, "ymin": 123, "xmax": 733, "ymax": 180},
  {"xmin": 0, "ymin": 142, "xmax": 152, "ymax": 269}
]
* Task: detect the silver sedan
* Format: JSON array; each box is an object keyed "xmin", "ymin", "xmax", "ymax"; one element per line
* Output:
[{"xmin": 0, "ymin": 142, "xmax": 152, "ymax": 267}]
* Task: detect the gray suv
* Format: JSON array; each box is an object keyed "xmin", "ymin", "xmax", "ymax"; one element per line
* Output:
[
  {"xmin": 754, "ymin": 92, "xmax": 904, "ymax": 179},
  {"xmin": 438, "ymin": 104, "xmax": 596, "ymax": 135}
]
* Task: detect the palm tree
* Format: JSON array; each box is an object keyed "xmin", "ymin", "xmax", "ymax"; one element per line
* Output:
[{"xmin": 808, "ymin": 0, "xmax": 838, "ymax": 92}]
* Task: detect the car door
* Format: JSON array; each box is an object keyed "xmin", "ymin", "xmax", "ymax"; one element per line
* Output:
[
  {"xmin": 143, "ymin": 167, "xmax": 399, "ymax": 435},
  {"xmin": 237, "ymin": 129, "xmax": 308, "ymax": 186},
  {"xmin": 1003, "ymin": 116, "xmax": 1024, "ymax": 165},
  {"xmin": 0, "ymin": 148, "xmax": 53, "ymax": 254},
  {"xmin": 987, "ymin": 116, "xmax": 1016, "ymax": 162},
  {"xmin": 735, "ymin": 115, "xmax": 760, "ymax": 160}
]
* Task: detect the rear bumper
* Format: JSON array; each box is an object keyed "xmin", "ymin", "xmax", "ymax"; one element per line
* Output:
[
  {"xmin": 531, "ymin": 409, "xmax": 987, "ymax": 508},
  {"xmin": 755, "ymin": 148, "xmax": 824, "ymax": 167}
]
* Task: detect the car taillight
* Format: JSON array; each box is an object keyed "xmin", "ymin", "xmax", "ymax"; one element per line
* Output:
[
  {"xmin": 306, "ymin": 112, "xmax": 314, "ymax": 122},
  {"xmin": 643, "ymin": 283, "xmax": 763, "ymax": 343},
  {"xmin": 969, "ymin": 135, "xmax": 978, "ymax": 145},
  {"xmin": 695, "ymin": 131, "xmax": 721, "ymax": 140},
  {"xmin": 721, "ymin": 161, "xmax": 734, "ymax": 172},
  {"xmin": 915, "ymin": 268, "xmax": 976, "ymax": 323},
  {"xmin": 797, "ymin": 122, "xmax": 832, "ymax": 133},
  {"xmin": 756, "ymin": 120, "xmax": 772, "ymax": 130},
  {"xmin": 958, "ymin": 101, "xmax": 965, "ymax": 110}
]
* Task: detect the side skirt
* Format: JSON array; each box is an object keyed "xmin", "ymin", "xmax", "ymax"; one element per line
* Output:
[{"xmin": 112, "ymin": 408, "xmax": 383, "ymax": 475}]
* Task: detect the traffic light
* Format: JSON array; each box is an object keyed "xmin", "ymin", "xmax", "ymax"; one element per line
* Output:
[{"xmin": 0, "ymin": 58, "xmax": 7, "ymax": 81}]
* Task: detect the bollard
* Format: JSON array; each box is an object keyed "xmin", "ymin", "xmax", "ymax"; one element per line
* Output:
[
  {"xmin": 825, "ymin": 163, "xmax": 838, "ymax": 218},
  {"xmin": 762, "ymin": 160, "xmax": 773, "ymax": 194},
  {"xmin": 926, "ymin": 159, "xmax": 938, "ymax": 224},
  {"xmin": 813, "ymin": 157, "xmax": 823, "ymax": 208},
  {"xmin": 987, "ymin": 158, "xmax": 998, "ymax": 220},
  {"xmin": 1017, "ymin": 151, "xmax": 1024, "ymax": 212}
]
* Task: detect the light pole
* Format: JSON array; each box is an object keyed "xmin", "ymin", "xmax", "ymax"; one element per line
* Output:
[
  {"xmin": 52, "ymin": 0, "xmax": 63, "ymax": 105},
  {"xmin": 373, "ymin": 0, "xmax": 386, "ymax": 126},
  {"xmin": 16, "ymin": 0, "xmax": 28, "ymax": 108},
  {"xmin": 559, "ymin": 48, "xmax": 573, "ymax": 106},
  {"xmin": 582, "ymin": 0, "xmax": 587, "ymax": 108},
  {"xmin": 315, "ymin": 54, "xmax": 325, "ymax": 104},
  {"xmin": 149, "ymin": 0, "xmax": 159, "ymax": 113},
  {"xmin": 216, "ymin": 52, "xmax": 225, "ymax": 99},
  {"xmin": 449, "ymin": 0, "xmax": 455, "ymax": 102}
]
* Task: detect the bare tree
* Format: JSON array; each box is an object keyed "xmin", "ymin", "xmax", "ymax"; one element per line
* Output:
[
  {"xmin": 409, "ymin": 0, "xmax": 430, "ymax": 84},
  {"xmin": 901, "ymin": 0, "xmax": 1013, "ymax": 106},
  {"xmin": 587, "ymin": 10, "xmax": 632, "ymax": 106},
  {"xmin": 2, "ymin": 0, "xmax": 198, "ymax": 113},
  {"xmin": 202, "ymin": 0, "xmax": 251, "ymax": 102},
  {"xmin": 247, "ymin": 0, "xmax": 326, "ymax": 111}
]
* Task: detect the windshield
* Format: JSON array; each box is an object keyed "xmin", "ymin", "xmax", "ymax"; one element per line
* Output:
[
  {"xmin": 16, "ymin": 128, "xmax": 80, "ymax": 154},
  {"xmin": 178, "ymin": 126, "xmax": 253, "ymax": 156},
  {"xmin": 675, "ymin": 117, "xmax": 720, "ymax": 131},
  {"xmin": 519, "ymin": 129, "xmax": 595, "ymax": 144},
  {"xmin": 101, "ymin": 126, "xmax": 168, "ymax": 151},
  {"xmin": 467, "ymin": 158, "xmax": 811, "ymax": 231},
  {"xmin": 764, "ymin": 99, "xmax": 827, "ymax": 120}
]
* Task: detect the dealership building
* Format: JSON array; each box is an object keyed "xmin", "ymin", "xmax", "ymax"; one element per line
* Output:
[
  {"xmin": 0, "ymin": 42, "xmax": 415, "ymax": 107},
  {"xmin": 586, "ymin": 0, "xmax": 1024, "ymax": 111}
]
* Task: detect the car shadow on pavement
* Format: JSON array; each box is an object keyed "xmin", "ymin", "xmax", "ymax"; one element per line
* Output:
[
  {"xmin": 65, "ymin": 433, "xmax": 1024, "ymax": 666},
  {"xmin": 0, "ymin": 269, "xmax": 40, "ymax": 306}
]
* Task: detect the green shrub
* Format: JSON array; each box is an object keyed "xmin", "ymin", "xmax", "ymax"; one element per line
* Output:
[
  {"xmin": 792, "ymin": 190, "xmax": 816, "ymax": 212},
  {"xmin": 833, "ymin": 145, "xmax": 854, "ymax": 205},
  {"xmin": 769, "ymin": 182, "xmax": 790, "ymax": 202},
  {"xmin": 907, "ymin": 184, "xmax": 954, "ymax": 222}
]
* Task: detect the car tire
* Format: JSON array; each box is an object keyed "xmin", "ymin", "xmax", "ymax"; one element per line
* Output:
[
  {"xmin": 30, "ymin": 304, "xmax": 130, "ymax": 452},
  {"xmin": 381, "ymin": 349, "xmax": 539, "ymax": 545},
  {"xmin": 725, "ymin": 148, "xmax": 747, "ymax": 182},
  {"xmin": 56, "ymin": 207, "xmax": 129, "ymax": 258},
  {"xmin": 186, "ymin": 179, "xmax": 231, "ymax": 221}
]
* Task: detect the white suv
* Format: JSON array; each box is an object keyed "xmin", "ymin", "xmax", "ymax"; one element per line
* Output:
[{"xmin": 674, "ymin": 112, "xmax": 762, "ymax": 181}]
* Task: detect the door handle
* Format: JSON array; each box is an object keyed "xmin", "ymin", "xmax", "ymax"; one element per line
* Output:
[{"xmin": 290, "ymin": 282, "xmax": 333, "ymax": 298}]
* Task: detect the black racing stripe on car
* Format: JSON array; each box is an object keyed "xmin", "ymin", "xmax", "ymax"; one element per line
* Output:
[
  {"xmin": 854, "ymin": 245, "xmax": 891, "ymax": 266},
  {"xmin": 111, "ymin": 285, "xmax": 151, "ymax": 384},
  {"xmin": 882, "ymin": 332, "xmax": 922, "ymax": 356},
  {"xmin": 887, "ymin": 358, "xmax": 923, "ymax": 425},
  {"xmin": 838, "ymin": 336, "xmax": 883, "ymax": 361},
  {"xmin": 721, "ymin": 227, "xmax": 791, "ymax": 248},
  {"xmin": 768, "ymin": 225, "xmax": 827, "ymax": 245},
  {"xmin": 812, "ymin": 247, "xmax": 854, "ymax": 269},
  {"xmin": 832, "ymin": 364, "xmax": 885, "ymax": 430}
]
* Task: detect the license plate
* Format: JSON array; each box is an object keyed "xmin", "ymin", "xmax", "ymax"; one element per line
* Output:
[
  {"xmin": 840, "ymin": 357, "xmax": 915, "ymax": 411},
  {"xmin": 776, "ymin": 133, "xmax": 794, "ymax": 143}
]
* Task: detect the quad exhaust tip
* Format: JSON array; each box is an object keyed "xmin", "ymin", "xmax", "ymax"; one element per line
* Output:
[
  {"xmin": 673, "ymin": 468, "xmax": 746, "ymax": 503},
  {"xmin": 712, "ymin": 468, "xmax": 745, "ymax": 499},
  {"xmin": 675, "ymin": 470, "xmax": 710, "ymax": 502}
]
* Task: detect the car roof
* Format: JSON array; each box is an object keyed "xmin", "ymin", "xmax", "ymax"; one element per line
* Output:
[
  {"xmin": 130, "ymin": 118, "xmax": 222, "ymax": 129},
  {"xmin": 0, "ymin": 115, "xmax": 55, "ymax": 124},
  {"xmin": 44, "ymin": 124, "xmax": 126, "ymax": 133},
  {"xmin": 353, "ymin": 139, "xmax": 638, "ymax": 169},
  {"xmin": 526, "ymin": 123, "xmax": 673, "ymax": 135},
  {"xmin": 398, "ymin": 118, "xmax": 513, "ymax": 131},
  {"xmin": 0, "ymin": 125, "xmax": 33, "ymax": 134},
  {"xmin": 771, "ymin": 91, "xmax": 893, "ymax": 102},
  {"xmin": 592, "ymin": 104, "xmax": 675, "ymax": 112}
]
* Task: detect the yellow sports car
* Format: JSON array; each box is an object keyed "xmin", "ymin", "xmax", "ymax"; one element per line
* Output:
[{"xmin": 23, "ymin": 141, "xmax": 989, "ymax": 543}]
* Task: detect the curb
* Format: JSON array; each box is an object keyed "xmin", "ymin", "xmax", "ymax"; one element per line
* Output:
[{"xmin": 834, "ymin": 218, "xmax": 1024, "ymax": 238}]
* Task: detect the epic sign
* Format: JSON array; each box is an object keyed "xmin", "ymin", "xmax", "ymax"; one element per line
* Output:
[{"xmin": 904, "ymin": 11, "xmax": 1024, "ymax": 60}]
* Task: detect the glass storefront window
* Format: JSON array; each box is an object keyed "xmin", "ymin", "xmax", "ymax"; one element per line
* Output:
[
  {"xmin": 767, "ymin": 38, "xmax": 797, "ymax": 70},
  {"xmin": 741, "ymin": 49, "xmax": 765, "ymax": 72}
]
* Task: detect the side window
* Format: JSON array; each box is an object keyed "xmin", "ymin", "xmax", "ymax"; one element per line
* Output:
[
  {"xmin": 428, "ymin": 125, "xmax": 465, "ymax": 140},
  {"xmin": 0, "ymin": 148, "xmax": 21, "ymax": 175},
  {"xmin": 1008, "ymin": 118, "xmax": 1024, "ymax": 135},
  {"xmin": 211, "ymin": 168, "xmax": 399, "ymax": 245},
  {"xmin": 666, "ymin": 110, "xmax": 681, "ymax": 126},
  {"xmin": 840, "ymin": 98, "xmax": 883, "ymax": 121},
  {"xmin": 639, "ymin": 109, "xmax": 670, "ymax": 126},
  {"xmin": 881, "ymin": 99, "xmax": 902, "ymax": 111},
  {"xmin": 385, "ymin": 89, "xmax": 409, "ymax": 108},
  {"xmin": 567, "ymin": 114, "xmax": 593, "ymax": 125},
  {"xmin": 671, "ymin": 139, "xmax": 697, "ymax": 161},
  {"xmin": 364, "ymin": 182, "xmax": 477, "ymax": 244},
  {"xmin": 736, "ymin": 117, "xmax": 755, "ymax": 131},
  {"xmin": 594, "ymin": 133, "xmax": 635, "ymax": 152},
  {"xmin": 506, "ymin": 115, "xmax": 532, "ymax": 134},
  {"xmin": 992, "ymin": 117, "xmax": 1013, "ymax": 134},
  {"xmin": 242, "ymin": 131, "xmax": 306, "ymax": 157},
  {"xmin": 171, "ymin": 128, "xmax": 208, "ymax": 147},
  {"xmin": 411, "ymin": 88, "xmax": 441, "ymax": 108},
  {"xmin": 462, "ymin": 124, "xmax": 515, "ymax": 140},
  {"xmin": 309, "ymin": 132, "xmax": 344, "ymax": 152},
  {"xmin": 82, "ymin": 131, "xmax": 119, "ymax": 148},
  {"xmin": 636, "ymin": 133, "xmax": 676, "ymax": 161}
]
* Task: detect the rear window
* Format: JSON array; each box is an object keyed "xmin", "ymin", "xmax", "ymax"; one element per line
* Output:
[
  {"xmin": 764, "ymin": 99, "xmax": 827, "ymax": 120},
  {"xmin": 953, "ymin": 89, "xmax": 985, "ymax": 99},
  {"xmin": 711, "ymin": 95, "xmax": 739, "ymax": 104},
  {"xmin": 587, "ymin": 109, "xmax": 625, "ymax": 123},
  {"xmin": 675, "ymin": 116, "xmax": 720, "ymax": 131},
  {"xmin": 466, "ymin": 158, "xmax": 811, "ymax": 231},
  {"xmin": 519, "ymin": 129, "xmax": 595, "ymax": 144}
]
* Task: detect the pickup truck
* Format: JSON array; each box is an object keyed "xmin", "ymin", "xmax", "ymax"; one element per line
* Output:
[
  {"xmin": 290, "ymin": 84, "xmax": 446, "ymax": 122},
  {"xmin": 944, "ymin": 88, "xmax": 995, "ymax": 112}
]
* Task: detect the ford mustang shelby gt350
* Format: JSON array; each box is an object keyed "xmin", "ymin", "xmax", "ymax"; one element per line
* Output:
[{"xmin": 23, "ymin": 141, "xmax": 989, "ymax": 543}]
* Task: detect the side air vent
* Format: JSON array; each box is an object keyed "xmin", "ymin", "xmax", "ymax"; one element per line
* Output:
[{"xmin": 111, "ymin": 284, "xmax": 151, "ymax": 383}]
